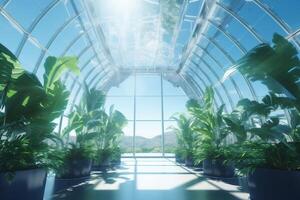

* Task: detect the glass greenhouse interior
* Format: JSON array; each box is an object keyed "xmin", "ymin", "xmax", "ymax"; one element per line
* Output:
[{"xmin": 1, "ymin": 0, "xmax": 300, "ymax": 200}]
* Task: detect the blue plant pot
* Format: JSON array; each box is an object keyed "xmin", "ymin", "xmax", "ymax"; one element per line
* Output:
[
  {"xmin": 0, "ymin": 168, "xmax": 47, "ymax": 200},
  {"xmin": 185, "ymin": 157, "xmax": 194, "ymax": 167},
  {"xmin": 111, "ymin": 156, "xmax": 121, "ymax": 167},
  {"xmin": 92, "ymin": 157, "xmax": 111, "ymax": 170},
  {"xmin": 248, "ymin": 168, "xmax": 300, "ymax": 200},
  {"xmin": 58, "ymin": 159, "xmax": 92, "ymax": 179},
  {"xmin": 175, "ymin": 154, "xmax": 185, "ymax": 164},
  {"xmin": 203, "ymin": 159, "xmax": 235, "ymax": 178}
]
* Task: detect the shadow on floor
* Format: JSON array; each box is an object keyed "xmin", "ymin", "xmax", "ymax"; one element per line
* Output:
[{"xmin": 46, "ymin": 159, "xmax": 247, "ymax": 200}]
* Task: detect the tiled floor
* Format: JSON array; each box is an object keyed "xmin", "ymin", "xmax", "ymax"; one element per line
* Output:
[{"xmin": 44, "ymin": 158, "xmax": 249, "ymax": 200}]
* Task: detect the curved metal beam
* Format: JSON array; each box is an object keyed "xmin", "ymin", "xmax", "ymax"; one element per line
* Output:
[
  {"xmin": 192, "ymin": 52, "xmax": 235, "ymax": 109},
  {"xmin": 62, "ymin": 44, "xmax": 93, "ymax": 84},
  {"xmin": 195, "ymin": 44, "xmax": 243, "ymax": 99},
  {"xmin": 178, "ymin": 73, "xmax": 201, "ymax": 99},
  {"xmin": 188, "ymin": 60, "xmax": 228, "ymax": 112},
  {"xmin": 208, "ymin": 19, "xmax": 247, "ymax": 54},
  {"xmin": 1, "ymin": 0, "xmax": 11, "ymax": 7},
  {"xmin": 33, "ymin": 13, "xmax": 82, "ymax": 73},
  {"xmin": 70, "ymin": 70, "xmax": 111, "ymax": 112},
  {"xmin": 252, "ymin": 0, "xmax": 300, "ymax": 49},
  {"xmin": 216, "ymin": 1, "xmax": 264, "ymax": 43},
  {"xmin": 60, "ymin": 27, "xmax": 93, "ymax": 57},
  {"xmin": 15, "ymin": 0, "xmax": 62, "ymax": 57},
  {"xmin": 200, "ymin": 33, "xmax": 258, "ymax": 101},
  {"xmin": 185, "ymin": 72, "xmax": 219, "ymax": 109},
  {"xmin": 287, "ymin": 28, "xmax": 300, "ymax": 40},
  {"xmin": 184, "ymin": 73, "xmax": 205, "ymax": 99}
]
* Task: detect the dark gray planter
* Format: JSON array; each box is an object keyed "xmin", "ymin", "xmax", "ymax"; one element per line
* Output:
[
  {"xmin": 185, "ymin": 157, "xmax": 194, "ymax": 167},
  {"xmin": 111, "ymin": 156, "xmax": 121, "ymax": 167},
  {"xmin": 58, "ymin": 159, "xmax": 92, "ymax": 179},
  {"xmin": 175, "ymin": 154, "xmax": 185, "ymax": 164},
  {"xmin": 238, "ymin": 176, "xmax": 249, "ymax": 192},
  {"xmin": 0, "ymin": 168, "xmax": 47, "ymax": 200},
  {"xmin": 203, "ymin": 159, "xmax": 235, "ymax": 178},
  {"xmin": 248, "ymin": 168, "xmax": 300, "ymax": 200},
  {"xmin": 92, "ymin": 157, "xmax": 111, "ymax": 170}
]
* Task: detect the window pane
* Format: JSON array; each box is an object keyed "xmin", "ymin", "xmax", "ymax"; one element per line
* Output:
[
  {"xmin": 136, "ymin": 97, "xmax": 161, "ymax": 120},
  {"xmin": 135, "ymin": 121, "xmax": 162, "ymax": 156}
]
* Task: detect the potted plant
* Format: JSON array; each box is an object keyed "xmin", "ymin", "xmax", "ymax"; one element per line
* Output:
[
  {"xmin": 170, "ymin": 113, "xmax": 196, "ymax": 167},
  {"xmin": 93, "ymin": 105, "xmax": 127, "ymax": 169},
  {"xmin": 0, "ymin": 43, "xmax": 79, "ymax": 199},
  {"xmin": 187, "ymin": 87, "xmax": 235, "ymax": 177},
  {"xmin": 56, "ymin": 144, "xmax": 94, "ymax": 179},
  {"xmin": 111, "ymin": 146, "xmax": 122, "ymax": 167},
  {"xmin": 174, "ymin": 147, "xmax": 185, "ymax": 164},
  {"xmin": 54, "ymin": 85, "xmax": 105, "ymax": 178},
  {"xmin": 232, "ymin": 33, "xmax": 300, "ymax": 199}
]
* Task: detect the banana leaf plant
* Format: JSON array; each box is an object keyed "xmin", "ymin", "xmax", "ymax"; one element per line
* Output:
[
  {"xmin": 169, "ymin": 113, "xmax": 195, "ymax": 160},
  {"xmin": 0, "ymin": 43, "xmax": 80, "ymax": 175},
  {"xmin": 56, "ymin": 85, "xmax": 107, "ymax": 163},
  {"xmin": 93, "ymin": 105, "xmax": 127, "ymax": 164},
  {"xmin": 186, "ymin": 87, "xmax": 229, "ymax": 163},
  {"xmin": 236, "ymin": 33, "xmax": 300, "ymax": 100},
  {"xmin": 233, "ymin": 33, "xmax": 300, "ymax": 172}
]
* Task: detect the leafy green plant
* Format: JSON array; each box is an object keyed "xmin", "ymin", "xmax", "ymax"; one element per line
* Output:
[
  {"xmin": 0, "ymin": 43, "xmax": 80, "ymax": 175},
  {"xmin": 169, "ymin": 113, "xmax": 195, "ymax": 160},
  {"xmin": 228, "ymin": 33, "xmax": 300, "ymax": 173},
  {"xmin": 93, "ymin": 105, "xmax": 127, "ymax": 165},
  {"xmin": 58, "ymin": 85, "xmax": 127, "ymax": 167},
  {"xmin": 186, "ymin": 87, "xmax": 229, "ymax": 163},
  {"xmin": 236, "ymin": 33, "xmax": 300, "ymax": 101}
]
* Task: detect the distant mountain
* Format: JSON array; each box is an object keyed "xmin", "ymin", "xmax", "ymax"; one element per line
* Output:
[{"xmin": 120, "ymin": 131, "xmax": 177, "ymax": 150}]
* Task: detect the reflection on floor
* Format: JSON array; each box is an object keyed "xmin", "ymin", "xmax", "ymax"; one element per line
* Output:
[{"xmin": 44, "ymin": 158, "xmax": 249, "ymax": 200}]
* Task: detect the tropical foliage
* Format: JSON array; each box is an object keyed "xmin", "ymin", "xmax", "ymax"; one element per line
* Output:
[
  {"xmin": 0, "ymin": 43, "xmax": 80, "ymax": 174},
  {"xmin": 186, "ymin": 87, "xmax": 229, "ymax": 163},
  {"xmin": 170, "ymin": 113, "xmax": 195, "ymax": 160},
  {"xmin": 55, "ymin": 84, "xmax": 127, "ymax": 168},
  {"xmin": 225, "ymin": 33, "xmax": 300, "ymax": 173}
]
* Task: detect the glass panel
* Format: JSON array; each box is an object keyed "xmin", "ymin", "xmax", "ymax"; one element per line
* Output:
[
  {"xmin": 135, "ymin": 121, "xmax": 162, "ymax": 156},
  {"xmin": 31, "ymin": 2, "xmax": 69, "ymax": 45},
  {"xmin": 18, "ymin": 41, "xmax": 42, "ymax": 73},
  {"xmin": 5, "ymin": 0, "xmax": 53, "ymax": 29},
  {"xmin": 162, "ymin": 78, "xmax": 185, "ymax": 96},
  {"xmin": 136, "ymin": 74, "xmax": 161, "ymax": 96},
  {"xmin": 164, "ymin": 96, "xmax": 188, "ymax": 120},
  {"xmin": 261, "ymin": 0, "xmax": 300, "ymax": 32},
  {"xmin": 83, "ymin": 0, "xmax": 197, "ymax": 69},
  {"xmin": 105, "ymin": 96, "xmax": 134, "ymax": 120},
  {"xmin": 237, "ymin": 1, "xmax": 286, "ymax": 42},
  {"xmin": 120, "ymin": 121, "xmax": 134, "ymax": 156},
  {"xmin": 136, "ymin": 97, "xmax": 161, "ymax": 120},
  {"xmin": 0, "ymin": 14, "xmax": 23, "ymax": 53},
  {"xmin": 48, "ymin": 21, "xmax": 81, "ymax": 56},
  {"xmin": 108, "ymin": 76, "xmax": 135, "ymax": 96},
  {"xmin": 163, "ymin": 121, "xmax": 177, "ymax": 155}
]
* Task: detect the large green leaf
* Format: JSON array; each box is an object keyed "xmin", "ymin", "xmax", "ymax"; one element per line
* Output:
[
  {"xmin": 5, "ymin": 72, "xmax": 46, "ymax": 123},
  {"xmin": 83, "ymin": 83, "xmax": 106, "ymax": 112},
  {"xmin": 0, "ymin": 43, "xmax": 24, "ymax": 109},
  {"xmin": 236, "ymin": 33, "xmax": 300, "ymax": 99},
  {"xmin": 43, "ymin": 56, "xmax": 80, "ymax": 91}
]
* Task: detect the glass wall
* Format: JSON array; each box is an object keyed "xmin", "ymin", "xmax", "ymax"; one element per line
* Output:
[{"xmin": 105, "ymin": 73, "xmax": 188, "ymax": 157}]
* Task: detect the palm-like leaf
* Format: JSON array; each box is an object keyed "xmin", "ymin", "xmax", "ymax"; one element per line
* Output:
[
  {"xmin": 236, "ymin": 33, "xmax": 300, "ymax": 99},
  {"xmin": 44, "ymin": 56, "xmax": 80, "ymax": 91}
]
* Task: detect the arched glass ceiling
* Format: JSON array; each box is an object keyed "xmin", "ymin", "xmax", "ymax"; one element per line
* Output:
[{"xmin": 0, "ymin": 0, "xmax": 300, "ymax": 113}]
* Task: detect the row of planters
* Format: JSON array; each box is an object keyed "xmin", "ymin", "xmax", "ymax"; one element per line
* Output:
[
  {"xmin": 55, "ymin": 84, "xmax": 127, "ymax": 179},
  {"xmin": 173, "ymin": 33, "xmax": 300, "ymax": 200},
  {"xmin": 0, "ymin": 43, "xmax": 127, "ymax": 199},
  {"xmin": 0, "ymin": 42, "xmax": 81, "ymax": 199}
]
